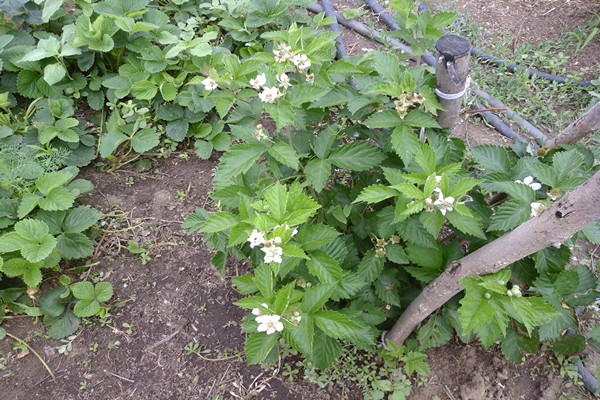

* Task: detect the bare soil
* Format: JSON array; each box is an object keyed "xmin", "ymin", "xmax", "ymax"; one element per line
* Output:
[{"xmin": 1, "ymin": 1, "xmax": 599, "ymax": 400}]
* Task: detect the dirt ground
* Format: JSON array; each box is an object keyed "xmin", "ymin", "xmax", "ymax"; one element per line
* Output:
[{"xmin": 1, "ymin": 1, "xmax": 599, "ymax": 399}]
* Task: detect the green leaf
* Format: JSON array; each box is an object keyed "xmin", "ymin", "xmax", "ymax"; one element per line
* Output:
[
  {"xmin": 36, "ymin": 171, "xmax": 74, "ymax": 195},
  {"xmin": 329, "ymin": 142, "xmax": 384, "ymax": 171},
  {"xmin": 313, "ymin": 310, "xmax": 362, "ymax": 342},
  {"xmin": 42, "ymin": 0, "xmax": 64, "ymax": 22},
  {"xmin": 47, "ymin": 310, "xmax": 80, "ymax": 339},
  {"xmin": 99, "ymin": 130, "xmax": 128, "ymax": 157},
  {"xmin": 71, "ymin": 281, "xmax": 95, "ymax": 300},
  {"xmin": 40, "ymin": 287, "xmax": 69, "ymax": 317},
  {"xmin": 201, "ymin": 212, "xmax": 240, "ymax": 233},
  {"xmin": 166, "ymin": 120, "xmax": 189, "ymax": 142},
  {"xmin": 419, "ymin": 210, "xmax": 444, "ymax": 238},
  {"xmin": 0, "ymin": 232, "xmax": 25, "ymax": 253},
  {"xmin": 414, "ymin": 144, "xmax": 436, "ymax": 175},
  {"xmin": 403, "ymin": 109, "xmax": 441, "ymax": 128},
  {"xmin": 553, "ymin": 334, "xmax": 586, "ymax": 356},
  {"xmin": 264, "ymin": 183, "xmax": 288, "ymax": 222},
  {"xmin": 71, "ymin": 281, "xmax": 113, "ymax": 317},
  {"xmin": 306, "ymin": 250, "xmax": 343, "ymax": 284},
  {"xmin": 581, "ymin": 221, "xmax": 600, "ymax": 244},
  {"xmin": 354, "ymin": 185, "xmax": 399, "ymax": 204},
  {"xmin": 501, "ymin": 296, "xmax": 556, "ymax": 335},
  {"xmin": 459, "ymin": 276, "xmax": 508, "ymax": 334},
  {"xmin": 285, "ymin": 314, "xmax": 314, "ymax": 355},
  {"xmin": 372, "ymin": 52, "xmax": 401, "ymax": 81},
  {"xmin": 301, "ymin": 282, "xmax": 337, "ymax": 313},
  {"xmin": 472, "ymin": 145, "xmax": 510, "ymax": 174},
  {"xmin": 268, "ymin": 143, "xmax": 299, "ymax": 170},
  {"xmin": 38, "ymin": 187, "xmax": 75, "ymax": 211},
  {"xmin": 245, "ymin": 332, "xmax": 279, "ymax": 364},
  {"xmin": 304, "ymin": 159, "xmax": 331, "ymax": 193},
  {"xmin": 64, "ymin": 206, "xmax": 101, "ymax": 233},
  {"xmin": 311, "ymin": 330, "xmax": 343, "ymax": 370},
  {"xmin": 417, "ymin": 315, "xmax": 453, "ymax": 349},
  {"xmin": 130, "ymin": 80, "xmax": 158, "ymax": 100},
  {"xmin": 488, "ymin": 199, "xmax": 530, "ymax": 232},
  {"xmin": 356, "ymin": 250, "xmax": 385, "ymax": 284},
  {"xmin": 253, "ymin": 264, "xmax": 274, "ymax": 299},
  {"xmin": 216, "ymin": 143, "xmax": 265, "ymax": 180},
  {"xmin": 57, "ymin": 233, "xmax": 94, "ymax": 259},
  {"xmin": 385, "ymin": 244, "xmax": 409, "ymax": 264},
  {"xmin": 95, "ymin": 282, "xmax": 113, "ymax": 302},
  {"xmin": 404, "ymin": 351, "xmax": 430, "ymax": 377},
  {"xmin": 194, "ymin": 140, "xmax": 213, "ymax": 159},
  {"xmin": 552, "ymin": 149, "xmax": 584, "ymax": 181},
  {"xmin": 446, "ymin": 211, "xmax": 486, "ymax": 239},
  {"xmin": 391, "ymin": 126, "xmax": 420, "ymax": 166},
  {"xmin": 363, "ymin": 110, "xmax": 402, "ymax": 128},
  {"xmin": 43, "ymin": 63, "xmax": 67, "ymax": 85},
  {"xmin": 1, "ymin": 258, "xmax": 43, "ymax": 287},
  {"xmin": 296, "ymin": 224, "xmax": 340, "ymax": 251},
  {"xmin": 131, "ymin": 128, "xmax": 159, "ymax": 153}
]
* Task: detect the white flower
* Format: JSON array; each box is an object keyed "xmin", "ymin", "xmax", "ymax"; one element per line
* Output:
[
  {"xmin": 256, "ymin": 314, "xmax": 283, "ymax": 335},
  {"xmin": 261, "ymin": 243, "xmax": 283, "ymax": 264},
  {"xmin": 292, "ymin": 54, "xmax": 311, "ymax": 70},
  {"xmin": 248, "ymin": 229, "xmax": 265, "ymax": 248},
  {"xmin": 273, "ymin": 43, "xmax": 293, "ymax": 63},
  {"xmin": 249, "ymin": 73, "xmax": 267, "ymax": 90},
  {"xmin": 273, "ymin": 236, "xmax": 282, "ymax": 244},
  {"xmin": 252, "ymin": 303, "xmax": 269, "ymax": 316},
  {"xmin": 201, "ymin": 77, "xmax": 218, "ymax": 91},
  {"xmin": 515, "ymin": 176, "xmax": 542, "ymax": 191},
  {"xmin": 276, "ymin": 73, "xmax": 291, "ymax": 89},
  {"xmin": 258, "ymin": 86, "xmax": 283, "ymax": 103},
  {"xmin": 435, "ymin": 175, "xmax": 443, "ymax": 185},
  {"xmin": 433, "ymin": 191, "xmax": 455, "ymax": 216},
  {"xmin": 530, "ymin": 202, "xmax": 546, "ymax": 218},
  {"xmin": 305, "ymin": 73, "xmax": 315, "ymax": 84}
]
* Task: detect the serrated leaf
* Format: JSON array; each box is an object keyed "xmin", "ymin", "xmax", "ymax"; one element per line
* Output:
[
  {"xmin": 385, "ymin": 244, "xmax": 409, "ymax": 264},
  {"xmin": 42, "ymin": 0, "xmax": 64, "ymax": 22},
  {"xmin": 356, "ymin": 250, "xmax": 384, "ymax": 284},
  {"xmin": 446, "ymin": 211, "xmax": 486, "ymax": 239},
  {"xmin": 253, "ymin": 264, "xmax": 274, "ymax": 299},
  {"xmin": 301, "ymin": 283, "xmax": 337, "ymax": 313},
  {"xmin": 403, "ymin": 109, "xmax": 441, "ymax": 128},
  {"xmin": 285, "ymin": 314, "xmax": 314, "ymax": 355},
  {"xmin": 304, "ymin": 158, "xmax": 331, "ymax": 193},
  {"xmin": 131, "ymin": 128, "xmax": 159, "ymax": 153},
  {"xmin": 404, "ymin": 351, "xmax": 430, "ymax": 377},
  {"xmin": 354, "ymin": 185, "xmax": 399, "ymax": 204},
  {"xmin": 245, "ymin": 332, "xmax": 279, "ymax": 364},
  {"xmin": 488, "ymin": 199, "xmax": 530, "ymax": 232},
  {"xmin": 552, "ymin": 149, "xmax": 584, "ymax": 181},
  {"xmin": 39, "ymin": 187, "xmax": 75, "ymax": 211},
  {"xmin": 130, "ymin": 80, "xmax": 158, "ymax": 100},
  {"xmin": 329, "ymin": 142, "xmax": 384, "ymax": 171},
  {"xmin": 47, "ymin": 310, "xmax": 80, "ymax": 339},
  {"xmin": 296, "ymin": 224, "xmax": 340, "ymax": 251},
  {"xmin": 43, "ymin": 63, "xmax": 66, "ymax": 85},
  {"xmin": 553, "ymin": 334, "xmax": 586, "ymax": 356},
  {"xmin": 364, "ymin": 110, "xmax": 402, "ymax": 128},
  {"xmin": 501, "ymin": 296, "xmax": 556, "ymax": 335},
  {"xmin": 417, "ymin": 315, "xmax": 453, "ymax": 349},
  {"xmin": 391, "ymin": 125, "xmax": 420, "ymax": 166},
  {"xmin": 268, "ymin": 142, "xmax": 299, "ymax": 170},
  {"xmin": 57, "ymin": 233, "xmax": 94, "ymax": 259},
  {"xmin": 472, "ymin": 145, "xmax": 510, "ymax": 174},
  {"xmin": 311, "ymin": 330, "xmax": 343, "ymax": 370},
  {"xmin": 64, "ymin": 206, "xmax": 101, "ymax": 233},
  {"xmin": 201, "ymin": 212, "xmax": 240, "ymax": 233},
  {"xmin": 40, "ymin": 287, "xmax": 69, "ymax": 317},
  {"xmin": 313, "ymin": 310, "xmax": 362, "ymax": 342},
  {"xmin": 216, "ymin": 143, "xmax": 264, "ymax": 180},
  {"xmin": 459, "ymin": 276, "xmax": 508, "ymax": 334},
  {"xmin": 1, "ymin": 258, "xmax": 43, "ymax": 287},
  {"xmin": 306, "ymin": 250, "xmax": 343, "ymax": 284}
]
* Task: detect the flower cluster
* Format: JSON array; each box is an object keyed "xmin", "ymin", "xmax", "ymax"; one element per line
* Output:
[
  {"xmin": 247, "ymin": 228, "xmax": 295, "ymax": 264},
  {"xmin": 373, "ymin": 235, "xmax": 400, "ymax": 258},
  {"xmin": 253, "ymin": 124, "xmax": 268, "ymax": 140},
  {"xmin": 201, "ymin": 77, "xmax": 218, "ymax": 91},
  {"xmin": 530, "ymin": 202, "xmax": 546, "ymax": 218},
  {"xmin": 394, "ymin": 92, "xmax": 425, "ymax": 118},
  {"xmin": 251, "ymin": 304, "xmax": 301, "ymax": 335},
  {"xmin": 425, "ymin": 187, "xmax": 455, "ymax": 216},
  {"xmin": 515, "ymin": 176, "xmax": 541, "ymax": 191},
  {"xmin": 272, "ymin": 43, "xmax": 314, "ymax": 83},
  {"xmin": 506, "ymin": 285, "xmax": 522, "ymax": 297}
]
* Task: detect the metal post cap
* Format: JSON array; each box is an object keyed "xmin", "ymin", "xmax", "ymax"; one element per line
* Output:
[{"xmin": 435, "ymin": 34, "xmax": 471, "ymax": 60}]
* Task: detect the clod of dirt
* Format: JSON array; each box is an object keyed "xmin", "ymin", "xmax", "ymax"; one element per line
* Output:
[{"xmin": 460, "ymin": 372, "xmax": 487, "ymax": 400}]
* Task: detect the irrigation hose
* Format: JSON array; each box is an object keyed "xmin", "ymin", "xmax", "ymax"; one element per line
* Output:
[
  {"xmin": 416, "ymin": 2, "xmax": 592, "ymax": 87},
  {"xmin": 319, "ymin": 0, "xmax": 349, "ymax": 58},
  {"xmin": 307, "ymin": 3, "xmax": 532, "ymax": 145}
]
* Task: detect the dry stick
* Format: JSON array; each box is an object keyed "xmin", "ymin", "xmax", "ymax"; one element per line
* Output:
[
  {"xmin": 545, "ymin": 102, "xmax": 600, "ymax": 149},
  {"xmin": 385, "ymin": 170, "xmax": 600, "ymax": 346},
  {"xmin": 5, "ymin": 332, "xmax": 55, "ymax": 380}
]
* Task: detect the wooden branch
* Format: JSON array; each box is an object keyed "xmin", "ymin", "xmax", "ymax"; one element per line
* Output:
[
  {"xmin": 545, "ymin": 102, "xmax": 600, "ymax": 148},
  {"xmin": 385, "ymin": 170, "xmax": 600, "ymax": 346}
]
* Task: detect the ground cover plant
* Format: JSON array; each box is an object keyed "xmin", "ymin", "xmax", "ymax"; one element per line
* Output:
[{"xmin": 0, "ymin": 0, "xmax": 599, "ymax": 398}]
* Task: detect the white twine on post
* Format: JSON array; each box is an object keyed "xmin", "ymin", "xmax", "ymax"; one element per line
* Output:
[{"xmin": 435, "ymin": 76, "xmax": 471, "ymax": 100}]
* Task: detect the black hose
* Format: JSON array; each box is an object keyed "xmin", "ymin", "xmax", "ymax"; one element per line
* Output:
[
  {"xmin": 471, "ymin": 87, "xmax": 547, "ymax": 145},
  {"xmin": 416, "ymin": 2, "xmax": 592, "ymax": 87},
  {"xmin": 319, "ymin": 0, "xmax": 348, "ymax": 59},
  {"xmin": 471, "ymin": 102, "xmax": 531, "ymax": 145}
]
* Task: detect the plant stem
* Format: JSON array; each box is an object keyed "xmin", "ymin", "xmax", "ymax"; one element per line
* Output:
[{"xmin": 5, "ymin": 332, "xmax": 55, "ymax": 380}]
